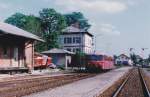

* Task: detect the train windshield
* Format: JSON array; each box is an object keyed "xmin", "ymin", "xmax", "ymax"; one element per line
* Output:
[{"xmin": 88, "ymin": 55, "xmax": 103, "ymax": 61}]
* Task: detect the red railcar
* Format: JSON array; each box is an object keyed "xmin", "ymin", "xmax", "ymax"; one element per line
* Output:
[
  {"xmin": 86, "ymin": 54, "xmax": 114, "ymax": 71},
  {"xmin": 34, "ymin": 53, "xmax": 52, "ymax": 69}
]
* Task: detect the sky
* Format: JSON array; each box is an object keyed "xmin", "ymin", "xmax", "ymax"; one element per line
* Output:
[{"xmin": 0, "ymin": 0, "xmax": 150, "ymax": 57}]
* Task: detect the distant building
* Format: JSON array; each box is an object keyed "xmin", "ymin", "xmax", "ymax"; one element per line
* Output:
[
  {"xmin": 116, "ymin": 54, "xmax": 132, "ymax": 65},
  {"xmin": 42, "ymin": 48, "xmax": 74, "ymax": 69},
  {"xmin": 0, "ymin": 22, "xmax": 43, "ymax": 73},
  {"xmin": 59, "ymin": 23, "xmax": 93, "ymax": 54}
]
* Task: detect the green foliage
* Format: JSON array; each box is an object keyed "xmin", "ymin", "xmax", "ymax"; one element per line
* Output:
[
  {"xmin": 130, "ymin": 54, "xmax": 137, "ymax": 65},
  {"xmin": 39, "ymin": 8, "xmax": 67, "ymax": 50},
  {"xmin": 5, "ymin": 13, "xmax": 27, "ymax": 29},
  {"xmin": 64, "ymin": 12, "xmax": 91, "ymax": 31},
  {"xmin": 147, "ymin": 55, "xmax": 150, "ymax": 63},
  {"xmin": 25, "ymin": 15, "xmax": 42, "ymax": 36},
  {"xmin": 5, "ymin": 8, "xmax": 67, "ymax": 52},
  {"xmin": 5, "ymin": 9, "xmax": 90, "ymax": 52},
  {"xmin": 71, "ymin": 51, "xmax": 86, "ymax": 68}
]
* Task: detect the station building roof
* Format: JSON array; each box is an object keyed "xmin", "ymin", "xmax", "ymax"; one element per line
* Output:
[
  {"xmin": 42, "ymin": 48, "xmax": 75, "ymax": 55},
  {"xmin": 0, "ymin": 22, "xmax": 44, "ymax": 42}
]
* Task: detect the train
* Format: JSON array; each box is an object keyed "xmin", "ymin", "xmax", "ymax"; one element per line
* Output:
[
  {"xmin": 34, "ymin": 52, "xmax": 115, "ymax": 72},
  {"xmin": 85, "ymin": 54, "xmax": 115, "ymax": 71},
  {"xmin": 70, "ymin": 53, "xmax": 115, "ymax": 72},
  {"xmin": 34, "ymin": 52, "xmax": 52, "ymax": 69}
]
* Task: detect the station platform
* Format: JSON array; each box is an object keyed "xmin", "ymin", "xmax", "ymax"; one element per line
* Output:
[{"xmin": 24, "ymin": 67, "xmax": 132, "ymax": 97}]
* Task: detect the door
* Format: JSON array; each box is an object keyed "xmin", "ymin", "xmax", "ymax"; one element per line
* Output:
[{"xmin": 12, "ymin": 47, "xmax": 19, "ymax": 67}]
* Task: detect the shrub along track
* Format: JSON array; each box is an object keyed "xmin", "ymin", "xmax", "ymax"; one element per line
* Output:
[
  {"xmin": 98, "ymin": 68, "xmax": 150, "ymax": 97},
  {"xmin": 0, "ymin": 73, "xmax": 97, "ymax": 97}
]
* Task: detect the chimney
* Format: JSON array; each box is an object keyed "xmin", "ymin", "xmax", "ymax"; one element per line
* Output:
[{"xmin": 71, "ymin": 22, "xmax": 80, "ymax": 28}]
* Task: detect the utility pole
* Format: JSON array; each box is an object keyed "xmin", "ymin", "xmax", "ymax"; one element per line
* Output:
[
  {"xmin": 141, "ymin": 48, "xmax": 148, "ymax": 59},
  {"xmin": 141, "ymin": 48, "xmax": 148, "ymax": 67},
  {"xmin": 129, "ymin": 48, "xmax": 135, "ymax": 66}
]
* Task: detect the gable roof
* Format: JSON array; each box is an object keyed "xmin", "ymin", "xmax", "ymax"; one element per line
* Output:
[
  {"xmin": 0, "ymin": 22, "xmax": 44, "ymax": 42},
  {"xmin": 42, "ymin": 48, "xmax": 75, "ymax": 55},
  {"xmin": 62, "ymin": 26, "xmax": 93, "ymax": 37},
  {"xmin": 62, "ymin": 26, "xmax": 85, "ymax": 32},
  {"xmin": 118, "ymin": 54, "xmax": 130, "ymax": 59}
]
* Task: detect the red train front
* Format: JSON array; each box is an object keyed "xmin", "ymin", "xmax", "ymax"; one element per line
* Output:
[
  {"xmin": 86, "ymin": 54, "xmax": 115, "ymax": 71},
  {"xmin": 34, "ymin": 52, "xmax": 52, "ymax": 69}
]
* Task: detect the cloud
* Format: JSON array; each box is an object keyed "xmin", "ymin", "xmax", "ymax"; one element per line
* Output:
[
  {"xmin": 54, "ymin": 0, "xmax": 127, "ymax": 14},
  {"xmin": 0, "ymin": 2, "xmax": 11, "ymax": 9},
  {"xmin": 90, "ymin": 23, "xmax": 121, "ymax": 36}
]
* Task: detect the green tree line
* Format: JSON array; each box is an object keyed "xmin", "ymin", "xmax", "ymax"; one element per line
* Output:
[{"xmin": 5, "ymin": 8, "xmax": 91, "ymax": 52}]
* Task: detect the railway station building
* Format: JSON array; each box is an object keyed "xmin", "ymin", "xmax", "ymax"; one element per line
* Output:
[
  {"xmin": 59, "ymin": 22, "xmax": 94, "ymax": 54},
  {"xmin": 0, "ymin": 22, "xmax": 43, "ymax": 73}
]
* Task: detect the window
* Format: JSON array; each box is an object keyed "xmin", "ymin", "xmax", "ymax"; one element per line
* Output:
[
  {"xmin": 67, "ymin": 37, "xmax": 72, "ymax": 44},
  {"xmin": 66, "ymin": 48, "xmax": 71, "ymax": 51},
  {"xmin": 72, "ymin": 37, "xmax": 81, "ymax": 44},
  {"xmin": 64, "ymin": 38, "xmax": 67, "ymax": 44},
  {"xmin": 64, "ymin": 37, "xmax": 72, "ymax": 44},
  {"xmin": 76, "ymin": 37, "xmax": 81, "ymax": 43},
  {"xmin": 73, "ymin": 37, "xmax": 76, "ymax": 43}
]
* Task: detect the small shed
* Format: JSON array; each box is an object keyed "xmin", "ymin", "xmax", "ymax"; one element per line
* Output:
[
  {"xmin": 42, "ymin": 48, "xmax": 74, "ymax": 69},
  {"xmin": 0, "ymin": 22, "xmax": 43, "ymax": 73}
]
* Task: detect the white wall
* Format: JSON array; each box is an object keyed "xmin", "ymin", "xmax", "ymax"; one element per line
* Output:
[
  {"xmin": 59, "ymin": 33, "xmax": 93, "ymax": 54},
  {"xmin": 83, "ymin": 34, "xmax": 93, "ymax": 53}
]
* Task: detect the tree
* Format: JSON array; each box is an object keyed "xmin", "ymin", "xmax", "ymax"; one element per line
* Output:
[
  {"xmin": 113, "ymin": 55, "xmax": 118, "ymax": 65},
  {"xmin": 5, "ymin": 13, "xmax": 42, "ymax": 36},
  {"xmin": 64, "ymin": 12, "xmax": 91, "ymax": 31},
  {"xmin": 130, "ymin": 53, "xmax": 137, "ymax": 66},
  {"xmin": 24, "ymin": 15, "xmax": 42, "ymax": 36},
  {"xmin": 5, "ymin": 13, "xmax": 44, "ymax": 52},
  {"xmin": 71, "ymin": 51, "xmax": 86, "ymax": 69},
  {"xmin": 5, "ymin": 9, "xmax": 90, "ymax": 52},
  {"xmin": 147, "ymin": 54, "xmax": 150, "ymax": 63},
  {"xmin": 24, "ymin": 15, "xmax": 44, "ymax": 52},
  {"xmin": 5, "ymin": 13, "xmax": 27, "ymax": 29},
  {"xmin": 39, "ymin": 8, "xmax": 67, "ymax": 50},
  {"xmin": 5, "ymin": 8, "xmax": 67, "ymax": 52}
]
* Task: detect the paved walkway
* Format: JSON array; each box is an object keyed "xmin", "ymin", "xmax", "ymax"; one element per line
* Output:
[{"xmin": 24, "ymin": 67, "xmax": 132, "ymax": 97}]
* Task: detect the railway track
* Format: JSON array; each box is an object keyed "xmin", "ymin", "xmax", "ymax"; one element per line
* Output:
[
  {"xmin": 112, "ymin": 68, "xmax": 150, "ymax": 97},
  {"xmin": 0, "ymin": 73, "xmax": 96, "ymax": 97}
]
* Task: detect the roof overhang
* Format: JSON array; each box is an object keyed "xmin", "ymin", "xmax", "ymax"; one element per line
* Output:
[{"xmin": 0, "ymin": 22, "xmax": 44, "ymax": 42}]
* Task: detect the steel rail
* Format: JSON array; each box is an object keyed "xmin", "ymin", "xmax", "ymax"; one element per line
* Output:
[
  {"xmin": 138, "ymin": 68, "xmax": 150, "ymax": 97},
  {"xmin": 112, "ymin": 68, "xmax": 150, "ymax": 97},
  {"xmin": 112, "ymin": 69, "xmax": 132, "ymax": 97}
]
